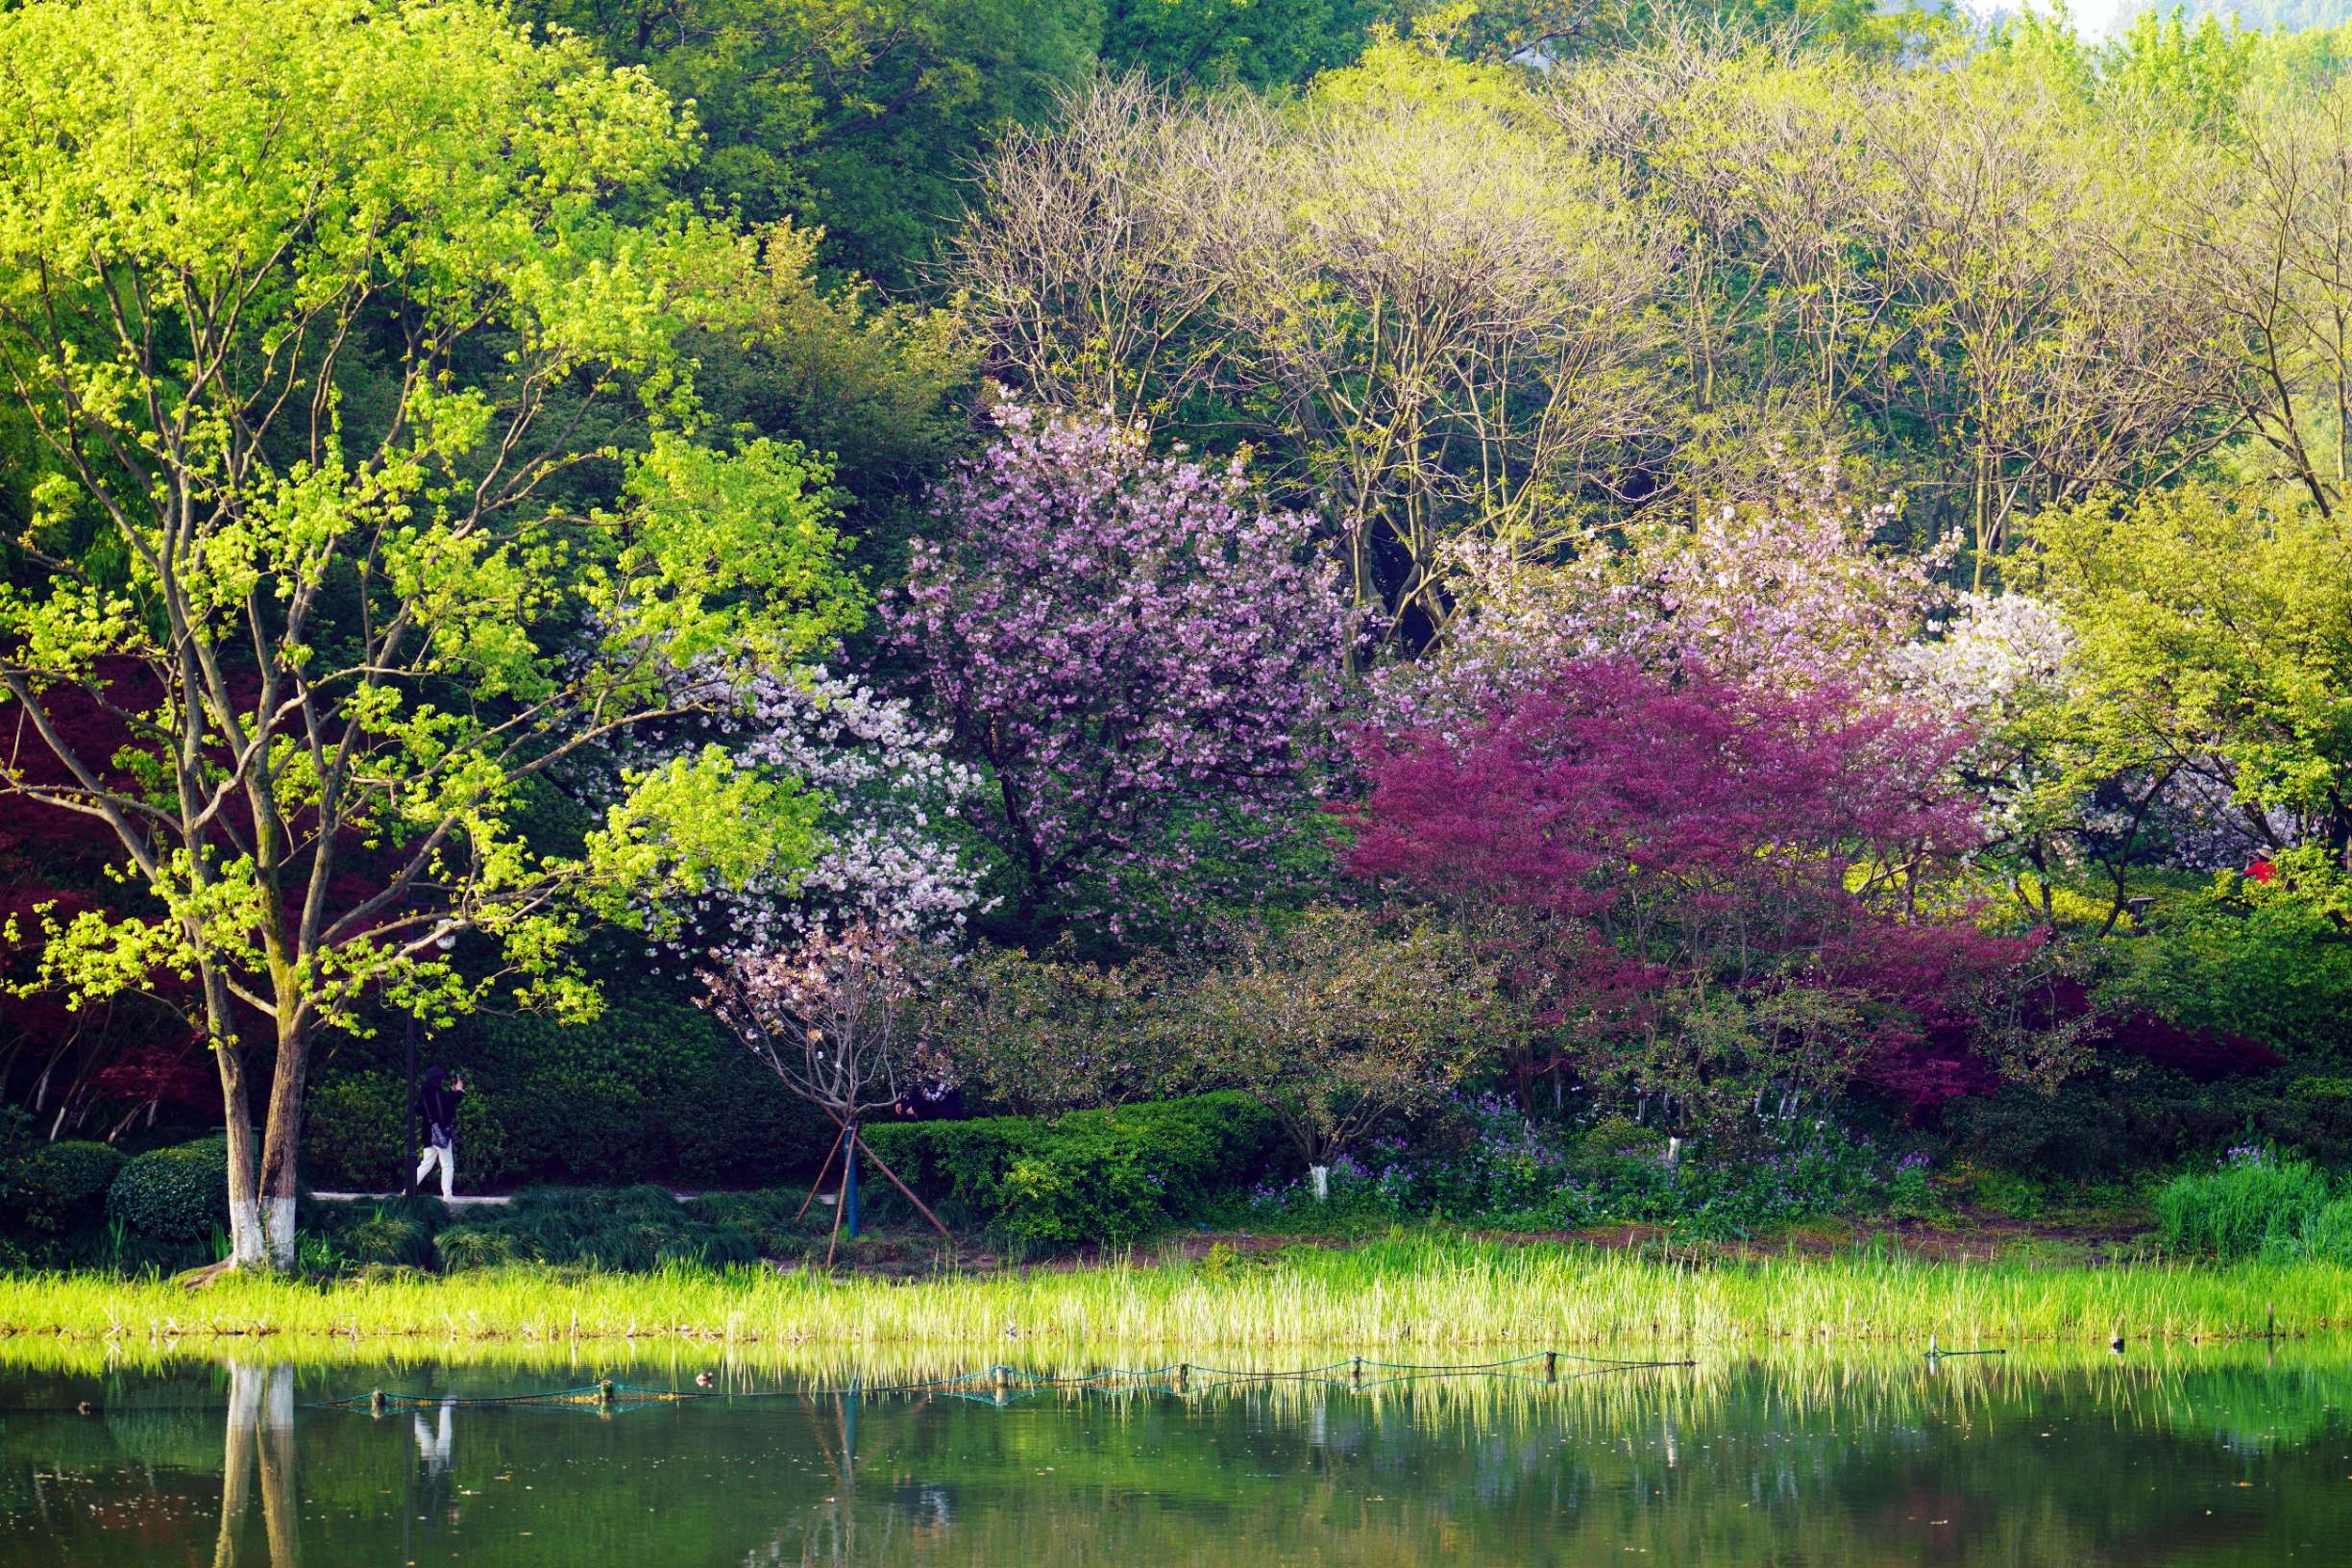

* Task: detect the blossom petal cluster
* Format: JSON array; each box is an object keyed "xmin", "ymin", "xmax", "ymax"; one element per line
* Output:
[
  {"xmin": 1377, "ymin": 462, "xmax": 1957, "ymax": 734},
  {"xmin": 610, "ymin": 658, "xmax": 986, "ymax": 954}
]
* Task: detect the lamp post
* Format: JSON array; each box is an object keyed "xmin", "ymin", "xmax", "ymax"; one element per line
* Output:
[{"xmin": 404, "ymin": 1014, "xmax": 419, "ymax": 1196}]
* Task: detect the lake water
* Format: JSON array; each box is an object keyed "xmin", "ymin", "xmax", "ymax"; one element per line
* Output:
[{"xmin": 3, "ymin": 1345, "xmax": 2349, "ymax": 1565}]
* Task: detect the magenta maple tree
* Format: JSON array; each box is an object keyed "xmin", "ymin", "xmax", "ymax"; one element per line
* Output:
[
  {"xmin": 1348, "ymin": 658, "xmax": 2050, "ymax": 1110},
  {"xmin": 891, "ymin": 405, "xmax": 1354, "ymax": 934}
]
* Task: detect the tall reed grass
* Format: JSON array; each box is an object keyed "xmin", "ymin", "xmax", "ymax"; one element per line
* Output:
[
  {"xmin": 2156, "ymin": 1153, "xmax": 2352, "ymax": 1262},
  {"xmin": 0, "ymin": 1237, "xmax": 2342, "ymax": 1350}
]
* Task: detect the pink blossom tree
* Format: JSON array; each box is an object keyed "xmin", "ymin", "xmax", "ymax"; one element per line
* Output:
[
  {"xmin": 891, "ymin": 405, "xmax": 1355, "ymax": 935},
  {"xmin": 584, "ymin": 655, "xmax": 988, "ymax": 986},
  {"xmin": 1348, "ymin": 658, "xmax": 2057, "ymax": 1116},
  {"xmin": 698, "ymin": 920, "xmax": 952, "ymax": 1259},
  {"xmin": 1374, "ymin": 463, "xmax": 1957, "ymax": 734}
]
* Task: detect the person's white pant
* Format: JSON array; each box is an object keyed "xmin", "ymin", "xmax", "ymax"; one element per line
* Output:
[{"xmin": 416, "ymin": 1141, "xmax": 454, "ymax": 1198}]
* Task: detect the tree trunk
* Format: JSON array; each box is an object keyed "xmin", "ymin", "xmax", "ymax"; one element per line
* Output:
[
  {"xmin": 256, "ymin": 1015, "xmax": 311, "ymax": 1272},
  {"xmin": 257, "ymin": 1364, "xmax": 301, "ymax": 1568},
  {"xmin": 214, "ymin": 1360, "xmax": 257, "ymax": 1568},
  {"xmin": 207, "ymin": 977, "xmax": 269, "ymax": 1272}
]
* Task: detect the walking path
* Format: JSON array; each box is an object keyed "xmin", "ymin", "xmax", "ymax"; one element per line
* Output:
[
  {"xmin": 310, "ymin": 1189, "xmax": 714, "ymax": 1208},
  {"xmin": 310, "ymin": 1191, "xmax": 514, "ymax": 1208}
]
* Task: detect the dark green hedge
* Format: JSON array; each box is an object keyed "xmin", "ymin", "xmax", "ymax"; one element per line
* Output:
[
  {"xmin": 1940, "ymin": 1068, "xmax": 2352, "ymax": 1180},
  {"xmin": 303, "ymin": 1187, "xmax": 830, "ymax": 1272},
  {"xmin": 107, "ymin": 1136, "xmax": 231, "ymax": 1240},
  {"xmin": 863, "ymin": 1092, "xmax": 1280, "ymax": 1245},
  {"xmin": 9, "ymin": 1139, "xmax": 124, "ymax": 1234},
  {"xmin": 430, "ymin": 1186, "xmax": 762, "ymax": 1272},
  {"xmin": 303, "ymin": 979, "xmax": 830, "ymax": 1190}
]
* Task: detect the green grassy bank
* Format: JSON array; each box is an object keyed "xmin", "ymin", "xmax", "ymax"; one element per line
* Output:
[{"xmin": 3, "ymin": 1237, "xmax": 2344, "ymax": 1351}]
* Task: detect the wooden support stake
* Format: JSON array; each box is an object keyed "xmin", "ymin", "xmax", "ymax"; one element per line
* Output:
[
  {"xmin": 796, "ymin": 1121, "xmax": 851, "ymax": 1223},
  {"xmin": 853, "ymin": 1137, "xmax": 955, "ymax": 1242},
  {"xmin": 1543, "ymin": 1352, "xmax": 1557, "ymax": 1384},
  {"xmin": 823, "ymin": 1147, "xmax": 851, "ymax": 1268}
]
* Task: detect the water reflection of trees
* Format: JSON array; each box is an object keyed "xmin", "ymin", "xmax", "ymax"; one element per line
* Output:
[
  {"xmin": 814, "ymin": 1355, "xmax": 2352, "ymax": 1566},
  {"xmin": 214, "ymin": 1360, "xmax": 296, "ymax": 1568}
]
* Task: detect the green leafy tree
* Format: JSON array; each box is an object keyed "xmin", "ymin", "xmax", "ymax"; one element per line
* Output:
[
  {"xmin": 523, "ymin": 0, "xmax": 1100, "ymax": 287},
  {"xmin": 1101, "ymin": 0, "xmax": 1383, "ymax": 87},
  {"xmin": 959, "ymin": 38, "xmax": 1672, "ymax": 649},
  {"xmin": 0, "ymin": 0, "xmax": 862, "ymax": 1269},
  {"xmin": 1631, "ymin": 42, "xmax": 2234, "ymax": 578},
  {"xmin": 2028, "ymin": 483, "xmax": 2352, "ymax": 911},
  {"xmin": 919, "ymin": 941, "xmax": 1185, "ymax": 1115}
]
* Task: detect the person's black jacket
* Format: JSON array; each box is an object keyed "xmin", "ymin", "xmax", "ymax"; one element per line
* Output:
[{"xmin": 418, "ymin": 1071, "xmax": 464, "ymax": 1147}]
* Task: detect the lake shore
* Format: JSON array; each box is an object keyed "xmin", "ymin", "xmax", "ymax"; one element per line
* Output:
[{"xmin": 2, "ymin": 1237, "xmax": 2341, "ymax": 1353}]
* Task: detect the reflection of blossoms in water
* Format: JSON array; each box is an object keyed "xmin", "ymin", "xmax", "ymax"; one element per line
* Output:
[{"xmin": 606, "ymin": 658, "xmax": 986, "ymax": 956}]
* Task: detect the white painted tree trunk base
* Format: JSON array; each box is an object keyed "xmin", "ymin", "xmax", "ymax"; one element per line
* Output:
[{"xmin": 227, "ymin": 1197, "xmax": 299, "ymax": 1271}]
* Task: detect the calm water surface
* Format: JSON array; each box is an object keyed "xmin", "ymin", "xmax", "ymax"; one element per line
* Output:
[{"xmin": 3, "ymin": 1347, "xmax": 2349, "ymax": 1564}]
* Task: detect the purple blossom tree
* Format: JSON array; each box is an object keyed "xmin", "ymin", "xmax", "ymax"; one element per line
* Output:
[{"xmin": 891, "ymin": 404, "xmax": 1355, "ymax": 933}]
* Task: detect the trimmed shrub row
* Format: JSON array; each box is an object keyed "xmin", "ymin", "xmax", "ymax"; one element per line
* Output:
[
  {"xmin": 9, "ymin": 1139, "xmax": 124, "ymax": 1235},
  {"xmin": 307, "ymin": 1186, "xmax": 801, "ymax": 1273},
  {"xmin": 107, "ymin": 1136, "xmax": 231, "ymax": 1241}
]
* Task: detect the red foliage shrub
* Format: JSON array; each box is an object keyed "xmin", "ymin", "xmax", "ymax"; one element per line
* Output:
[{"xmin": 1347, "ymin": 658, "xmax": 2046, "ymax": 1106}]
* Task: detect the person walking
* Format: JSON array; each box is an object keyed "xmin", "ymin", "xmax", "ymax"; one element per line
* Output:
[{"xmin": 414, "ymin": 1066, "xmax": 466, "ymax": 1199}]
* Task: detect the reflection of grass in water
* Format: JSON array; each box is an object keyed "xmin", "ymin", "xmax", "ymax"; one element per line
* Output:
[
  {"xmin": 7, "ymin": 1341, "xmax": 2351, "ymax": 1568},
  {"xmin": 2, "ymin": 1336, "xmax": 2350, "ymax": 1443},
  {"xmin": 6, "ymin": 1238, "xmax": 2352, "ymax": 1351}
]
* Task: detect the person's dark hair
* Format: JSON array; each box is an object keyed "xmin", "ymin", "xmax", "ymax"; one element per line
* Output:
[{"xmin": 420, "ymin": 1066, "xmax": 447, "ymax": 1092}]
